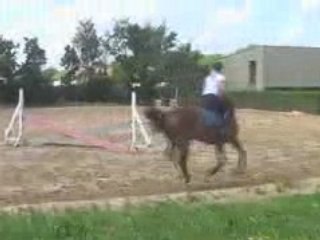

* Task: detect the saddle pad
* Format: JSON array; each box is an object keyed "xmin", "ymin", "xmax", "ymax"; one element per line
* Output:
[{"xmin": 201, "ymin": 109, "xmax": 224, "ymax": 127}]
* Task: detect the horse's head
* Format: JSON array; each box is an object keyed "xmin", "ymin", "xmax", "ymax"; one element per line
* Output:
[{"xmin": 144, "ymin": 107, "xmax": 166, "ymax": 132}]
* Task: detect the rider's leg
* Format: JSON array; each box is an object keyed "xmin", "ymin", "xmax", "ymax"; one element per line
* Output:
[
  {"xmin": 213, "ymin": 95, "xmax": 229, "ymax": 140},
  {"xmin": 201, "ymin": 94, "xmax": 227, "ymax": 141},
  {"xmin": 201, "ymin": 94, "xmax": 220, "ymax": 112}
]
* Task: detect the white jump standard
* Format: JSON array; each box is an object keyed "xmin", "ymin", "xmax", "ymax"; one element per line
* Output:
[
  {"xmin": 3, "ymin": 86, "xmax": 151, "ymax": 151},
  {"xmin": 130, "ymin": 82, "xmax": 152, "ymax": 150},
  {"xmin": 4, "ymin": 88, "xmax": 24, "ymax": 147}
]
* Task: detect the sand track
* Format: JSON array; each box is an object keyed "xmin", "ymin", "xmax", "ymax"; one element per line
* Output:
[{"xmin": 1, "ymin": 106, "xmax": 319, "ymax": 208}]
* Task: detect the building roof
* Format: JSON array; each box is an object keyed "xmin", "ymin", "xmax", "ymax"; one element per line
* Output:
[{"xmin": 223, "ymin": 44, "xmax": 320, "ymax": 60}]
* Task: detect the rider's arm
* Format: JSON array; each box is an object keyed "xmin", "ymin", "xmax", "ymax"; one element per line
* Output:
[{"xmin": 217, "ymin": 75, "xmax": 226, "ymax": 96}]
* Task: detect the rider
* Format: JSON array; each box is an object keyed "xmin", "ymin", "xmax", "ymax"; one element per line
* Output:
[
  {"xmin": 201, "ymin": 62, "xmax": 226, "ymax": 118},
  {"xmin": 201, "ymin": 62, "xmax": 229, "ymax": 141}
]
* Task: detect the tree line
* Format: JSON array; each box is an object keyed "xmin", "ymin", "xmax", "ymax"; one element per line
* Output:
[{"xmin": 0, "ymin": 19, "xmax": 223, "ymax": 105}]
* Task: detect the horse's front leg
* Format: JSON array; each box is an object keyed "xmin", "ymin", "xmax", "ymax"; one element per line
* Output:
[
  {"xmin": 230, "ymin": 137, "xmax": 247, "ymax": 173},
  {"xmin": 206, "ymin": 143, "xmax": 227, "ymax": 178},
  {"xmin": 164, "ymin": 140, "xmax": 178, "ymax": 169},
  {"xmin": 163, "ymin": 139, "xmax": 184, "ymax": 180},
  {"xmin": 176, "ymin": 140, "xmax": 191, "ymax": 184}
]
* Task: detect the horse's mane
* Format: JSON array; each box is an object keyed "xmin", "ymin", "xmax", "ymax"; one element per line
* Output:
[
  {"xmin": 144, "ymin": 107, "xmax": 166, "ymax": 132},
  {"xmin": 221, "ymin": 95, "xmax": 236, "ymax": 116}
]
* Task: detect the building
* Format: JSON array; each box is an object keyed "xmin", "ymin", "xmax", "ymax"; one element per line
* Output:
[{"xmin": 223, "ymin": 45, "xmax": 320, "ymax": 91}]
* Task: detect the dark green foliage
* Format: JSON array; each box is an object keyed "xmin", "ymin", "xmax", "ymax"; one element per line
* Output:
[
  {"xmin": 72, "ymin": 19, "xmax": 102, "ymax": 67},
  {"xmin": 1, "ymin": 19, "xmax": 319, "ymax": 112},
  {"xmin": 60, "ymin": 45, "xmax": 80, "ymax": 86},
  {"xmin": 103, "ymin": 19, "xmax": 205, "ymax": 102},
  {"xmin": 229, "ymin": 90, "xmax": 320, "ymax": 114},
  {"xmin": 0, "ymin": 35, "xmax": 19, "ymax": 82}
]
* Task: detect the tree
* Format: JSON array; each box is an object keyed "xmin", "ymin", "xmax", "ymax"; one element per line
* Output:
[
  {"xmin": 104, "ymin": 20, "xmax": 208, "ymax": 101},
  {"xmin": 60, "ymin": 45, "xmax": 80, "ymax": 85},
  {"xmin": 160, "ymin": 43, "xmax": 206, "ymax": 100},
  {"xmin": 61, "ymin": 45, "xmax": 80, "ymax": 70},
  {"xmin": 72, "ymin": 19, "xmax": 101, "ymax": 67},
  {"xmin": 104, "ymin": 19, "xmax": 178, "ymax": 100},
  {"xmin": 43, "ymin": 67, "xmax": 60, "ymax": 83},
  {"xmin": 17, "ymin": 37, "xmax": 52, "ymax": 103},
  {"xmin": 198, "ymin": 54, "xmax": 224, "ymax": 69},
  {"xmin": 70, "ymin": 19, "xmax": 104, "ymax": 84},
  {"xmin": 0, "ymin": 36, "xmax": 19, "ymax": 82},
  {"xmin": 105, "ymin": 20, "xmax": 177, "ymax": 66},
  {"xmin": 103, "ymin": 19, "xmax": 130, "ymax": 59},
  {"xmin": 23, "ymin": 37, "xmax": 46, "ymax": 69}
]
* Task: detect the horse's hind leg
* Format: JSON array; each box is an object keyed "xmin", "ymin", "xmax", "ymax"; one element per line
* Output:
[
  {"xmin": 206, "ymin": 144, "xmax": 227, "ymax": 178},
  {"xmin": 230, "ymin": 137, "xmax": 247, "ymax": 173},
  {"xmin": 171, "ymin": 144, "xmax": 183, "ymax": 178},
  {"xmin": 164, "ymin": 140, "xmax": 180, "ymax": 174},
  {"xmin": 163, "ymin": 139, "xmax": 185, "ymax": 180},
  {"xmin": 164, "ymin": 139, "xmax": 173, "ymax": 158}
]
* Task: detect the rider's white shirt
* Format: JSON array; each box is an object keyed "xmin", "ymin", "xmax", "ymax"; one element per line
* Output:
[{"xmin": 202, "ymin": 70, "xmax": 226, "ymax": 96}]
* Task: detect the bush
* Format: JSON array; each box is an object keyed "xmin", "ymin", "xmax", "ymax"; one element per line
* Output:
[
  {"xmin": 178, "ymin": 90, "xmax": 320, "ymax": 114},
  {"xmin": 229, "ymin": 90, "xmax": 320, "ymax": 114}
]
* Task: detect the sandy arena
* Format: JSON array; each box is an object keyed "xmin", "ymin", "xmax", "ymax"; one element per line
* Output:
[{"xmin": 0, "ymin": 105, "xmax": 320, "ymax": 207}]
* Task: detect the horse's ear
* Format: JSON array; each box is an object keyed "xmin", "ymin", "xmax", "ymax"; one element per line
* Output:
[
  {"xmin": 144, "ymin": 107, "xmax": 156, "ymax": 119},
  {"xmin": 144, "ymin": 107, "xmax": 154, "ymax": 119},
  {"xmin": 144, "ymin": 107, "xmax": 161, "ymax": 120}
]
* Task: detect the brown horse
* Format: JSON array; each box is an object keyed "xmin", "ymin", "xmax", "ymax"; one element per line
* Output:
[{"xmin": 144, "ymin": 96, "xmax": 247, "ymax": 183}]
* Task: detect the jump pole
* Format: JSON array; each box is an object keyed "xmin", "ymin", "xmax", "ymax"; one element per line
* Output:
[
  {"xmin": 130, "ymin": 82, "xmax": 151, "ymax": 150},
  {"xmin": 4, "ymin": 88, "xmax": 24, "ymax": 147},
  {"xmin": 3, "ymin": 86, "xmax": 151, "ymax": 151}
]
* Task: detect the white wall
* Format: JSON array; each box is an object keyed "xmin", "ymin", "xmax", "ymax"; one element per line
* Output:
[
  {"xmin": 264, "ymin": 46, "xmax": 320, "ymax": 88},
  {"xmin": 223, "ymin": 46, "xmax": 264, "ymax": 91}
]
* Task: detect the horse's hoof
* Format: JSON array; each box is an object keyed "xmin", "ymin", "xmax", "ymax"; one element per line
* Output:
[
  {"xmin": 234, "ymin": 167, "xmax": 246, "ymax": 175},
  {"xmin": 204, "ymin": 175, "xmax": 211, "ymax": 183},
  {"xmin": 184, "ymin": 175, "xmax": 191, "ymax": 184},
  {"xmin": 175, "ymin": 174, "xmax": 183, "ymax": 180},
  {"xmin": 205, "ymin": 169, "xmax": 213, "ymax": 176},
  {"xmin": 205, "ymin": 168, "xmax": 221, "ymax": 178}
]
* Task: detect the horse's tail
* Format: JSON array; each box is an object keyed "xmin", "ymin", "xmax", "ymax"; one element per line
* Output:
[{"xmin": 144, "ymin": 107, "xmax": 166, "ymax": 132}]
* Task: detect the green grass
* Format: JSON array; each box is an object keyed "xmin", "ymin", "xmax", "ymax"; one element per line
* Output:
[{"xmin": 1, "ymin": 193, "xmax": 320, "ymax": 240}]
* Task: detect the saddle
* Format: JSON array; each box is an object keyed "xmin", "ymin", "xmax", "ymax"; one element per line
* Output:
[{"xmin": 201, "ymin": 108, "xmax": 230, "ymax": 128}]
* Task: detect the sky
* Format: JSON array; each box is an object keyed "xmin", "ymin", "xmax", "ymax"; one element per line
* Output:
[{"xmin": 1, "ymin": 0, "xmax": 320, "ymax": 68}]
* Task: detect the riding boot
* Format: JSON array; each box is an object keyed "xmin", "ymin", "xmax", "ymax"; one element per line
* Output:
[
  {"xmin": 218, "ymin": 127, "xmax": 226, "ymax": 141},
  {"xmin": 218, "ymin": 115, "xmax": 229, "ymax": 141}
]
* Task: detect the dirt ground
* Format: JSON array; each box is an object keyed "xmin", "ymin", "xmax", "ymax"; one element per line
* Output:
[{"xmin": 0, "ymin": 105, "xmax": 320, "ymax": 207}]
